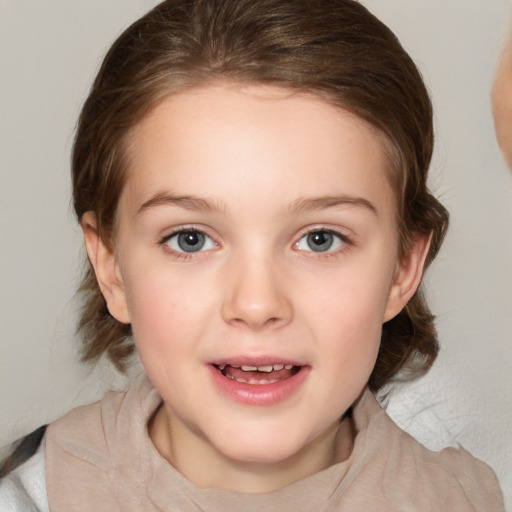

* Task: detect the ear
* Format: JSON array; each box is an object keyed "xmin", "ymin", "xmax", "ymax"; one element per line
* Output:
[
  {"xmin": 81, "ymin": 212, "xmax": 131, "ymax": 324},
  {"xmin": 383, "ymin": 234, "xmax": 432, "ymax": 322}
]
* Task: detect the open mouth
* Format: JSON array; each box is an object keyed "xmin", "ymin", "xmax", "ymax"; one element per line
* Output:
[{"xmin": 213, "ymin": 363, "xmax": 301, "ymax": 385}]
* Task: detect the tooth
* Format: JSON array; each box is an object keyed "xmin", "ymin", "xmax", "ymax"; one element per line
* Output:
[
  {"xmin": 241, "ymin": 365, "xmax": 258, "ymax": 371},
  {"xmin": 235, "ymin": 377, "xmax": 247, "ymax": 383},
  {"xmin": 218, "ymin": 364, "xmax": 226, "ymax": 370},
  {"xmin": 285, "ymin": 364, "xmax": 293, "ymax": 370},
  {"xmin": 273, "ymin": 364, "xmax": 284, "ymax": 371},
  {"xmin": 257, "ymin": 365, "xmax": 273, "ymax": 373},
  {"xmin": 226, "ymin": 374, "xmax": 235, "ymax": 380}
]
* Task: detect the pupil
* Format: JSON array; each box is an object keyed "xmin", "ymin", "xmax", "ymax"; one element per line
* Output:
[
  {"xmin": 178, "ymin": 232, "xmax": 205, "ymax": 252},
  {"xmin": 307, "ymin": 231, "xmax": 333, "ymax": 252}
]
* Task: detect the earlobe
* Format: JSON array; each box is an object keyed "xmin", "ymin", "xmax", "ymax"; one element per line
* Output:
[
  {"xmin": 383, "ymin": 234, "xmax": 432, "ymax": 322},
  {"xmin": 81, "ymin": 212, "xmax": 131, "ymax": 324}
]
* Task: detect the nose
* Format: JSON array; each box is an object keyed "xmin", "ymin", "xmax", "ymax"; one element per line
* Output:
[{"xmin": 221, "ymin": 252, "xmax": 293, "ymax": 331}]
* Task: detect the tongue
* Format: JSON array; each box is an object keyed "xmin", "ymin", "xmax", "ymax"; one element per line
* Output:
[{"xmin": 224, "ymin": 365, "xmax": 296, "ymax": 383}]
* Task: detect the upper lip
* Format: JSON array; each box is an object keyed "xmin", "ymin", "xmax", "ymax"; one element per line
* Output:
[{"xmin": 209, "ymin": 356, "xmax": 305, "ymax": 368}]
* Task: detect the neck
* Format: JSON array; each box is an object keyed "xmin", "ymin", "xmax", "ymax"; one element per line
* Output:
[{"xmin": 149, "ymin": 405, "xmax": 355, "ymax": 493}]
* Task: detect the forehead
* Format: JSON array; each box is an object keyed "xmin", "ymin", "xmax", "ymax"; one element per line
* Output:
[{"xmin": 121, "ymin": 83, "xmax": 394, "ymax": 216}]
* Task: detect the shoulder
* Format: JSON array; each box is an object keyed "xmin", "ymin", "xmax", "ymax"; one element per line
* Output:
[
  {"xmin": 44, "ymin": 373, "xmax": 160, "ymax": 510},
  {"xmin": 351, "ymin": 389, "xmax": 505, "ymax": 511},
  {"xmin": 398, "ymin": 439, "xmax": 504, "ymax": 510},
  {"xmin": 46, "ymin": 373, "xmax": 156, "ymax": 469},
  {"xmin": 0, "ymin": 438, "xmax": 49, "ymax": 512}
]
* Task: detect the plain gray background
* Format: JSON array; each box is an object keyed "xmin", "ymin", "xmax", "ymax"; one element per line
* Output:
[{"xmin": 1, "ymin": 0, "xmax": 511, "ymax": 507}]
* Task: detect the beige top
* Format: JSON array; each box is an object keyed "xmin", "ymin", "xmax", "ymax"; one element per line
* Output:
[{"xmin": 45, "ymin": 373, "xmax": 504, "ymax": 511}]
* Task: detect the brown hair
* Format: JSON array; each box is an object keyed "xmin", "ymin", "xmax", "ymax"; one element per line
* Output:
[{"xmin": 73, "ymin": 0, "xmax": 448, "ymax": 391}]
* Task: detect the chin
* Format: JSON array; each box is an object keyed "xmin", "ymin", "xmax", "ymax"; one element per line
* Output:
[{"xmin": 211, "ymin": 429, "xmax": 314, "ymax": 466}]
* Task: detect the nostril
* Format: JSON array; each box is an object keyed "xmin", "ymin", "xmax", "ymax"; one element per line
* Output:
[{"xmin": 220, "ymin": 272, "xmax": 294, "ymax": 329}]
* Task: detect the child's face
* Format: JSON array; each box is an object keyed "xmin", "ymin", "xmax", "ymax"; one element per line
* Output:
[{"xmin": 88, "ymin": 83, "xmax": 426, "ymax": 487}]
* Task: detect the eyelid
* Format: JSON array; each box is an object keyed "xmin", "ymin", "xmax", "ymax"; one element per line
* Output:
[
  {"xmin": 295, "ymin": 225, "xmax": 351, "ymax": 242},
  {"xmin": 293, "ymin": 226, "xmax": 352, "ymax": 254},
  {"xmin": 158, "ymin": 225, "xmax": 219, "ymax": 256}
]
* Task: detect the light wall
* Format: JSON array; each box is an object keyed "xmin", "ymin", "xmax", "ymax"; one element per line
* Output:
[{"xmin": 1, "ymin": 0, "xmax": 511, "ymax": 507}]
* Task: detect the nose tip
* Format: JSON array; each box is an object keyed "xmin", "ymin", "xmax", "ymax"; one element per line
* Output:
[
  {"xmin": 225, "ymin": 305, "xmax": 286, "ymax": 331},
  {"xmin": 221, "ymin": 260, "xmax": 293, "ymax": 330}
]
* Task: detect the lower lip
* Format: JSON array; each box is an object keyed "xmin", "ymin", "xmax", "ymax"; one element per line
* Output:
[{"xmin": 208, "ymin": 365, "xmax": 310, "ymax": 406}]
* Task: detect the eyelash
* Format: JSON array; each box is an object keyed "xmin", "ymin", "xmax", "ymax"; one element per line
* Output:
[
  {"xmin": 158, "ymin": 227, "xmax": 218, "ymax": 260},
  {"xmin": 293, "ymin": 228, "xmax": 352, "ymax": 259},
  {"xmin": 157, "ymin": 226, "xmax": 352, "ymax": 261}
]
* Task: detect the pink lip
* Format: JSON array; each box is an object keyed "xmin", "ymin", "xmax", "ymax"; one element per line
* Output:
[
  {"xmin": 208, "ymin": 364, "xmax": 310, "ymax": 406},
  {"xmin": 210, "ymin": 356, "xmax": 302, "ymax": 367}
]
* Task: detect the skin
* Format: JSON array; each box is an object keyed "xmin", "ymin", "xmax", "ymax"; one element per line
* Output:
[
  {"xmin": 82, "ymin": 83, "xmax": 430, "ymax": 493},
  {"xmin": 492, "ymin": 38, "xmax": 512, "ymax": 169}
]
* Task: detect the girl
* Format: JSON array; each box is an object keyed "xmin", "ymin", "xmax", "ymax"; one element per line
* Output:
[{"xmin": 0, "ymin": 0, "xmax": 504, "ymax": 510}]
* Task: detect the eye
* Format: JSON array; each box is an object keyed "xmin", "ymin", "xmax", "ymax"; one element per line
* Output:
[
  {"xmin": 162, "ymin": 229, "xmax": 217, "ymax": 253},
  {"xmin": 295, "ymin": 230, "xmax": 346, "ymax": 253}
]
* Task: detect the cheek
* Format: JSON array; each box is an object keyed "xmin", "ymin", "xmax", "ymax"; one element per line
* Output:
[
  {"xmin": 126, "ymin": 279, "xmax": 198, "ymax": 387},
  {"xmin": 304, "ymin": 263, "xmax": 394, "ymax": 333},
  {"xmin": 317, "ymin": 290, "xmax": 383, "ymax": 401},
  {"xmin": 126, "ymin": 272, "xmax": 174, "ymax": 322},
  {"xmin": 122, "ymin": 264, "xmax": 219, "ymax": 355},
  {"xmin": 301, "ymin": 259, "xmax": 393, "ymax": 370},
  {"xmin": 122, "ymin": 267, "xmax": 185, "ymax": 350}
]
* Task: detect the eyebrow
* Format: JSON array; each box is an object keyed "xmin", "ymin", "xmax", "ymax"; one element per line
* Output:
[
  {"xmin": 288, "ymin": 195, "xmax": 378, "ymax": 216},
  {"xmin": 138, "ymin": 191, "xmax": 377, "ymax": 216},
  {"xmin": 138, "ymin": 191, "xmax": 227, "ymax": 214}
]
